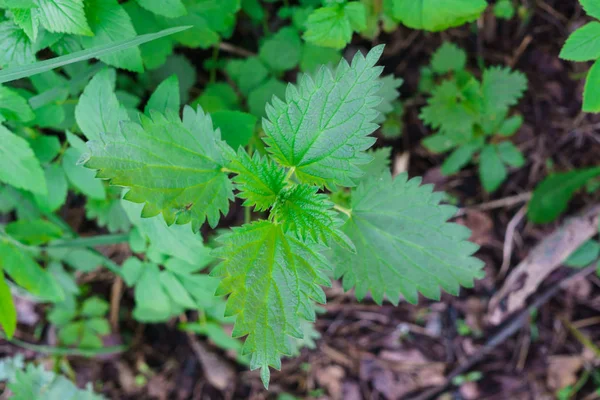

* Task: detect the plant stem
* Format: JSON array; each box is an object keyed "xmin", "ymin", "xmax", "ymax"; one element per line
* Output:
[
  {"xmin": 284, "ymin": 167, "xmax": 296, "ymax": 182},
  {"xmin": 0, "ymin": 331, "xmax": 127, "ymax": 357},
  {"xmin": 333, "ymin": 204, "xmax": 352, "ymax": 217},
  {"xmin": 47, "ymin": 233, "xmax": 130, "ymax": 248}
]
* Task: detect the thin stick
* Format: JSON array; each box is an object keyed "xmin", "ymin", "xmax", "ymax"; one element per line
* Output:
[
  {"xmin": 498, "ymin": 206, "xmax": 527, "ymax": 280},
  {"xmin": 219, "ymin": 42, "xmax": 255, "ymax": 58},
  {"xmin": 455, "ymin": 192, "xmax": 531, "ymax": 216}
]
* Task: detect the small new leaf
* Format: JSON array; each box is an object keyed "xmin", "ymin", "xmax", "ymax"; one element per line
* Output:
[
  {"xmin": 263, "ymin": 46, "xmax": 384, "ymax": 187},
  {"xmin": 333, "ymin": 172, "xmax": 484, "ymax": 305},
  {"xmin": 211, "ymin": 221, "xmax": 331, "ymax": 388},
  {"xmin": 82, "ymin": 106, "xmax": 235, "ymax": 231}
]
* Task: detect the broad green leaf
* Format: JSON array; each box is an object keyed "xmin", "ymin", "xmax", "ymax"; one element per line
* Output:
[
  {"xmin": 482, "ymin": 66, "xmax": 527, "ymax": 117},
  {"xmin": 33, "ymin": 164, "xmax": 67, "ymax": 212},
  {"xmin": 333, "ymin": 172, "xmax": 483, "ymax": 304},
  {"xmin": 62, "ymin": 147, "xmax": 106, "ymax": 200},
  {"xmin": 0, "ymin": 238, "xmax": 64, "ymax": 302},
  {"xmin": 124, "ymin": 1, "xmax": 175, "ymax": 70},
  {"xmin": 191, "ymin": 82, "xmax": 239, "ymax": 113},
  {"xmin": 259, "ymin": 27, "xmax": 301, "ymax": 72},
  {"xmin": 226, "ymin": 57, "xmax": 269, "ymax": 96},
  {"xmin": 299, "ymin": 43, "xmax": 340, "ymax": 73},
  {"xmin": 10, "ymin": 8, "xmax": 40, "ymax": 42},
  {"xmin": 230, "ymin": 150, "xmax": 287, "ymax": 212},
  {"xmin": 527, "ymin": 167, "xmax": 600, "ymax": 223},
  {"xmin": 211, "ymin": 110, "xmax": 257, "ymax": 149},
  {"xmin": 75, "ymin": 68, "xmax": 130, "ymax": 142},
  {"xmin": 3, "ymin": 0, "xmax": 36, "ymax": 7},
  {"xmin": 212, "ymin": 220, "xmax": 331, "ymax": 388},
  {"xmin": 160, "ymin": 270, "xmax": 196, "ymax": 309},
  {"xmin": 356, "ymin": 147, "xmax": 391, "ymax": 184},
  {"xmin": 122, "ymin": 200, "xmax": 213, "ymax": 266},
  {"xmin": 0, "ymin": 271, "xmax": 16, "ymax": 338},
  {"xmin": 581, "ymin": 0, "xmax": 600, "ymax": 19},
  {"xmin": 498, "ymin": 114, "xmax": 523, "ymax": 136},
  {"xmin": 37, "ymin": 0, "xmax": 92, "ymax": 35},
  {"xmin": 28, "ymin": 135, "xmax": 60, "ymax": 163},
  {"xmin": 145, "ymin": 53, "xmax": 195, "ymax": 103},
  {"xmin": 392, "ymin": 0, "xmax": 487, "ymax": 32},
  {"xmin": 271, "ymin": 184, "xmax": 354, "ymax": 250},
  {"xmin": 0, "ymin": 26, "xmax": 190, "ymax": 83},
  {"xmin": 81, "ymin": 0, "xmax": 144, "ymax": 72},
  {"xmin": 583, "ymin": 58, "xmax": 600, "ymax": 113},
  {"xmin": 121, "ymin": 257, "xmax": 144, "ymax": 286},
  {"xmin": 496, "ymin": 141, "xmax": 525, "ymax": 168},
  {"xmin": 5, "ymin": 219, "xmax": 62, "ymax": 245},
  {"xmin": 303, "ymin": 2, "xmax": 367, "ymax": 49},
  {"xmin": 81, "ymin": 297, "xmax": 109, "ymax": 317},
  {"xmin": 431, "ymin": 42, "xmax": 467, "ymax": 74},
  {"xmin": 0, "ymin": 85, "xmax": 35, "ymax": 122},
  {"xmin": 136, "ymin": 0, "xmax": 187, "ymax": 18},
  {"xmin": 559, "ymin": 22, "xmax": 600, "ymax": 62},
  {"xmin": 374, "ymin": 74, "xmax": 402, "ymax": 124},
  {"xmin": 83, "ymin": 107, "xmax": 235, "ymax": 231},
  {"xmin": 145, "ymin": 75, "xmax": 180, "ymax": 115},
  {"xmin": 478, "ymin": 144, "xmax": 507, "ymax": 192},
  {"xmin": 0, "ymin": 125, "xmax": 46, "ymax": 195},
  {"xmin": 132, "ymin": 262, "xmax": 173, "ymax": 322},
  {"xmin": 565, "ymin": 240, "xmax": 600, "ymax": 268},
  {"xmin": 262, "ymin": 46, "xmax": 384, "ymax": 187},
  {"xmin": 441, "ymin": 141, "xmax": 480, "ymax": 175},
  {"xmin": 0, "ymin": 21, "xmax": 35, "ymax": 68},
  {"xmin": 248, "ymin": 78, "xmax": 287, "ymax": 117}
]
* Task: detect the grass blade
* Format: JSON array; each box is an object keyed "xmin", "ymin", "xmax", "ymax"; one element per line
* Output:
[{"xmin": 0, "ymin": 26, "xmax": 191, "ymax": 84}]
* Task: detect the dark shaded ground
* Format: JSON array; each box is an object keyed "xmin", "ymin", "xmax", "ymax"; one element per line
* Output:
[{"xmin": 3, "ymin": 1, "xmax": 600, "ymax": 399}]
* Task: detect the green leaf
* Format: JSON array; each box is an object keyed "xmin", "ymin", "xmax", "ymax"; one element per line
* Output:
[
  {"xmin": 583, "ymin": 58, "xmax": 600, "ymax": 113},
  {"xmin": 494, "ymin": 0, "xmax": 515, "ymax": 19},
  {"xmin": 0, "ymin": 125, "xmax": 46, "ymax": 195},
  {"xmin": 392, "ymin": 0, "xmax": 487, "ymax": 32},
  {"xmin": 263, "ymin": 46, "xmax": 384, "ymax": 187},
  {"xmin": 226, "ymin": 57, "xmax": 269, "ymax": 96},
  {"xmin": 527, "ymin": 167, "xmax": 600, "ymax": 224},
  {"xmin": 431, "ymin": 42, "xmax": 467, "ymax": 74},
  {"xmin": 62, "ymin": 147, "xmax": 106, "ymax": 200},
  {"xmin": 10, "ymin": 8, "xmax": 40, "ymax": 43},
  {"xmin": 497, "ymin": 114, "xmax": 523, "ymax": 136},
  {"xmin": 230, "ymin": 149, "xmax": 287, "ymax": 212},
  {"xmin": 212, "ymin": 220, "xmax": 331, "ymax": 388},
  {"xmin": 28, "ymin": 135, "xmax": 60, "ymax": 163},
  {"xmin": 0, "ymin": 26, "xmax": 190, "ymax": 84},
  {"xmin": 259, "ymin": 27, "xmax": 302, "ymax": 72},
  {"xmin": 560, "ymin": 22, "xmax": 600, "ymax": 62},
  {"xmin": 136, "ymin": 0, "xmax": 187, "ymax": 18},
  {"xmin": 271, "ymin": 184, "xmax": 354, "ymax": 250},
  {"xmin": 133, "ymin": 262, "xmax": 173, "ymax": 322},
  {"xmin": 0, "ymin": 21, "xmax": 35, "ymax": 68},
  {"xmin": 0, "ymin": 271, "xmax": 17, "ymax": 338},
  {"xmin": 478, "ymin": 144, "xmax": 507, "ymax": 192},
  {"xmin": 86, "ymin": 189, "xmax": 131, "ymax": 233},
  {"xmin": 248, "ymin": 78, "xmax": 287, "ymax": 117},
  {"xmin": 122, "ymin": 200, "xmax": 213, "ymax": 266},
  {"xmin": 565, "ymin": 240, "xmax": 600, "ymax": 268},
  {"xmin": 33, "ymin": 164, "xmax": 67, "ymax": 212},
  {"xmin": 211, "ymin": 110, "xmax": 257, "ymax": 149},
  {"xmin": 145, "ymin": 74, "xmax": 180, "ymax": 115},
  {"xmin": 81, "ymin": 296, "xmax": 109, "ymax": 317},
  {"xmin": 37, "ymin": 0, "xmax": 92, "ymax": 36},
  {"xmin": 81, "ymin": 0, "xmax": 144, "ymax": 72},
  {"xmin": 374, "ymin": 74, "xmax": 403, "ymax": 124},
  {"xmin": 441, "ymin": 141, "xmax": 480, "ymax": 175},
  {"xmin": 0, "ymin": 238, "xmax": 64, "ymax": 302},
  {"xmin": 83, "ymin": 107, "xmax": 235, "ymax": 231},
  {"xmin": 160, "ymin": 270, "xmax": 196, "ymax": 309},
  {"xmin": 496, "ymin": 141, "xmax": 525, "ymax": 168},
  {"xmin": 0, "ymin": 85, "xmax": 34, "ymax": 122},
  {"xmin": 121, "ymin": 257, "xmax": 144, "ymax": 286},
  {"xmin": 191, "ymin": 82, "xmax": 239, "ymax": 113},
  {"xmin": 482, "ymin": 66, "xmax": 527, "ymax": 117},
  {"xmin": 332, "ymin": 171, "xmax": 483, "ymax": 304},
  {"xmin": 75, "ymin": 68, "xmax": 130, "ymax": 142},
  {"xmin": 5, "ymin": 219, "xmax": 62, "ymax": 245},
  {"xmin": 356, "ymin": 147, "xmax": 391, "ymax": 184},
  {"xmin": 303, "ymin": 2, "xmax": 367, "ymax": 49},
  {"xmin": 300, "ymin": 44, "xmax": 340, "ymax": 73},
  {"xmin": 581, "ymin": 0, "xmax": 600, "ymax": 20}
]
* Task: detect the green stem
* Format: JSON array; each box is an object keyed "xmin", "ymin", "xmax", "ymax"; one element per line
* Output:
[
  {"xmin": 47, "ymin": 233, "xmax": 129, "ymax": 248},
  {"xmin": 0, "ymin": 332, "xmax": 127, "ymax": 357},
  {"xmin": 284, "ymin": 167, "xmax": 296, "ymax": 182},
  {"xmin": 333, "ymin": 204, "xmax": 352, "ymax": 217}
]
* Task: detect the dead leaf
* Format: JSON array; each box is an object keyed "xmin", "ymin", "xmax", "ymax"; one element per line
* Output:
[
  {"xmin": 457, "ymin": 210, "xmax": 494, "ymax": 246},
  {"xmin": 316, "ymin": 365, "xmax": 345, "ymax": 399},
  {"xmin": 488, "ymin": 205, "xmax": 600, "ymax": 325},
  {"xmin": 547, "ymin": 355, "xmax": 583, "ymax": 391}
]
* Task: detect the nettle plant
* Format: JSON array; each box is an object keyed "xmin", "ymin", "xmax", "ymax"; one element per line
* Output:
[
  {"xmin": 77, "ymin": 46, "xmax": 484, "ymax": 386},
  {"xmin": 420, "ymin": 42, "xmax": 528, "ymax": 193},
  {"xmin": 560, "ymin": 0, "xmax": 600, "ymax": 112}
]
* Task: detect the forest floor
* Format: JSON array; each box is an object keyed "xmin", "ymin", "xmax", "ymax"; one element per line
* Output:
[{"xmin": 4, "ymin": 1, "xmax": 600, "ymax": 399}]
